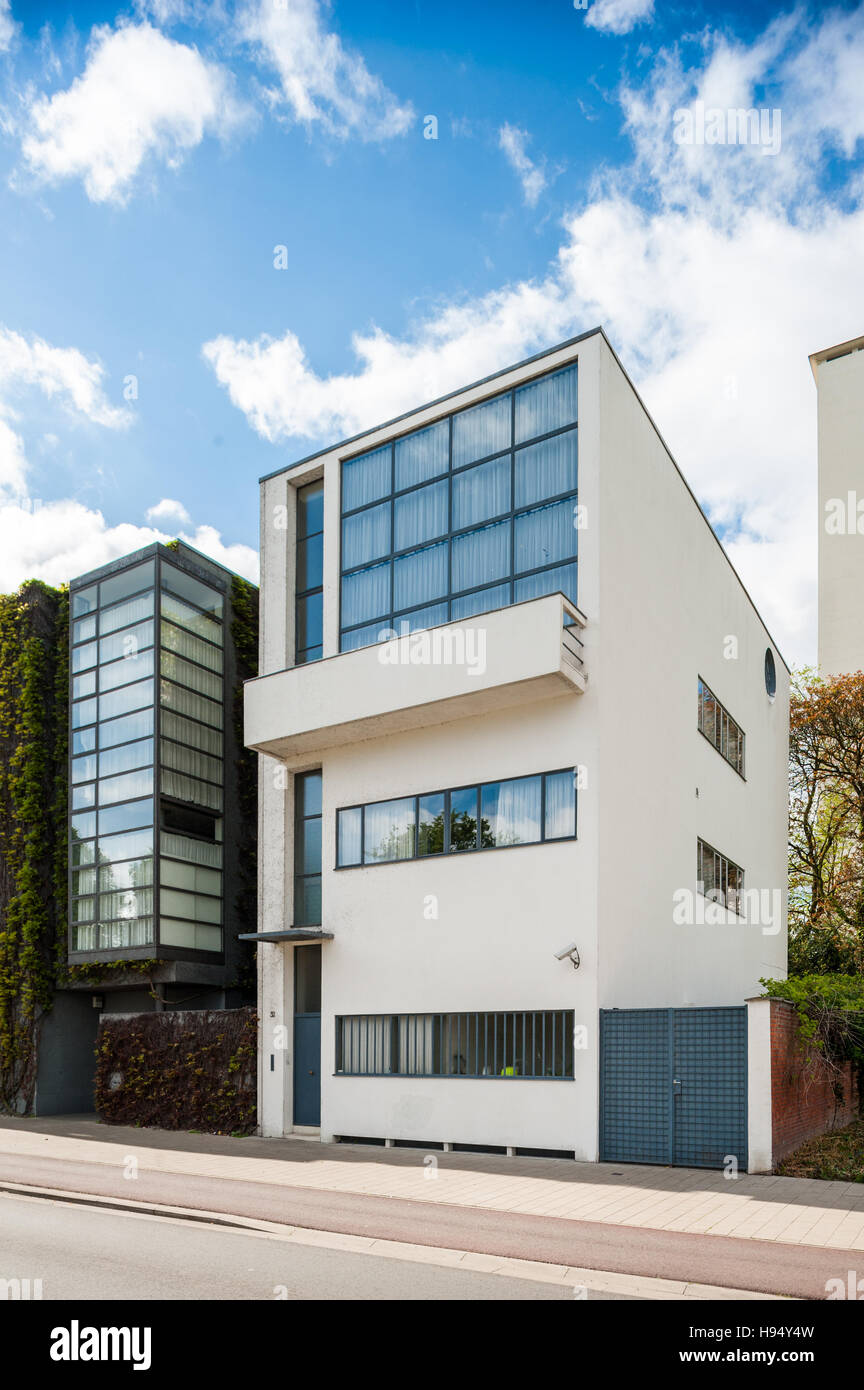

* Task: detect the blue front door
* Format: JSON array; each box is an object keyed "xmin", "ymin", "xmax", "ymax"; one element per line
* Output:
[{"xmin": 293, "ymin": 1013, "xmax": 321, "ymax": 1126}]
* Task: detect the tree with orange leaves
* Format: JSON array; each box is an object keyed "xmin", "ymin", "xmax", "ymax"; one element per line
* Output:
[{"xmin": 790, "ymin": 669, "xmax": 864, "ymax": 973}]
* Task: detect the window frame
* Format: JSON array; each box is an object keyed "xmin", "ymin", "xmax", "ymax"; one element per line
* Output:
[
  {"xmin": 336, "ymin": 767, "xmax": 578, "ymax": 869},
  {"xmin": 337, "ymin": 363, "xmax": 579, "ymax": 650},
  {"xmin": 697, "ymin": 676, "xmax": 746, "ymax": 779}
]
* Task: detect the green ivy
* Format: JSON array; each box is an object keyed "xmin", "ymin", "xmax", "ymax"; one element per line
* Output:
[{"xmin": 0, "ymin": 582, "xmax": 68, "ymax": 1112}]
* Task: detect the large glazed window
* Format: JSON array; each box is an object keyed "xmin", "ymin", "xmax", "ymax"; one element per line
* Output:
[
  {"xmin": 336, "ymin": 1010, "xmax": 575, "ymax": 1078},
  {"xmin": 337, "ymin": 769, "xmax": 577, "ymax": 868},
  {"xmin": 339, "ymin": 362, "xmax": 578, "ymax": 652}
]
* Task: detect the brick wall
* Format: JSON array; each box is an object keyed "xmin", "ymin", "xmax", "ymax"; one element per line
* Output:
[{"xmin": 771, "ymin": 999, "xmax": 858, "ymax": 1163}]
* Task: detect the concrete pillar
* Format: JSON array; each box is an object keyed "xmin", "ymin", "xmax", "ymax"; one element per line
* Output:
[{"xmin": 746, "ymin": 996, "xmax": 773, "ymax": 1173}]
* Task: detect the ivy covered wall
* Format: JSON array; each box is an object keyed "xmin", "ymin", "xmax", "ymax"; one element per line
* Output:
[{"xmin": 0, "ymin": 581, "xmax": 68, "ymax": 1112}]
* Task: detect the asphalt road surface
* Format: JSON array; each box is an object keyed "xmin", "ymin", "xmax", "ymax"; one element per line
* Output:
[{"xmin": 0, "ymin": 1191, "xmax": 623, "ymax": 1301}]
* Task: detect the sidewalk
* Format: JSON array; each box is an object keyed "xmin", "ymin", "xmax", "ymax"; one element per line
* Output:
[{"xmin": 2, "ymin": 1114, "xmax": 864, "ymax": 1252}]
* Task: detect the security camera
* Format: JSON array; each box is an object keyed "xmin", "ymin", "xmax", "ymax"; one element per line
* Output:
[{"xmin": 553, "ymin": 942, "xmax": 580, "ymax": 969}]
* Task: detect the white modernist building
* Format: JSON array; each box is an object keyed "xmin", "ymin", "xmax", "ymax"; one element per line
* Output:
[
  {"xmin": 245, "ymin": 328, "xmax": 789, "ymax": 1169},
  {"xmin": 812, "ymin": 335, "xmax": 864, "ymax": 677}
]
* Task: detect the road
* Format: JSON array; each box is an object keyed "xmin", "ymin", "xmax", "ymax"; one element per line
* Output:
[
  {"xmin": 0, "ymin": 1190, "xmax": 631, "ymax": 1301},
  {"xmin": 0, "ymin": 1150, "xmax": 843, "ymax": 1298}
]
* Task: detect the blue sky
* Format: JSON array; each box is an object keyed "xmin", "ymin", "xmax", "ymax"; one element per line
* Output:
[{"xmin": 1, "ymin": 0, "xmax": 863, "ymax": 663}]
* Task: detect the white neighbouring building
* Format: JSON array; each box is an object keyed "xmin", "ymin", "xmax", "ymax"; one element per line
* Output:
[
  {"xmin": 244, "ymin": 328, "xmax": 789, "ymax": 1170},
  {"xmin": 812, "ymin": 334, "xmax": 864, "ymax": 677}
]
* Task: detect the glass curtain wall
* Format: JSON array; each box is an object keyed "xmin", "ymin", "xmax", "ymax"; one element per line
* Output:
[
  {"xmin": 339, "ymin": 363, "xmax": 578, "ymax": 652},
  {"xmin": 69, "ymin": 553, "xmax": 226, "ymax": 955}
]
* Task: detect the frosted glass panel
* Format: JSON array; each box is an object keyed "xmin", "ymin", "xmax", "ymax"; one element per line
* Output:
[{"xmin": 337, "ymin": 807, "xmax": 362, "ymax": 866}]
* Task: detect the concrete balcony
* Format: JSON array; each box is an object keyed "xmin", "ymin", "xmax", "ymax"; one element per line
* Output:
[{"xmin": 245, "ymin": 592, "xmax": 587, "ymax": 762}]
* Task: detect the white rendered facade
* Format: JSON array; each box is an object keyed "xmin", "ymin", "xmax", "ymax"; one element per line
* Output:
[
  {"xmin": 812, "ymin": 335, "xmax": 864, "ymax": 677},
  {"xmin": 246, "ymin": 328, "xmax": 788, "ymax": 1160}
]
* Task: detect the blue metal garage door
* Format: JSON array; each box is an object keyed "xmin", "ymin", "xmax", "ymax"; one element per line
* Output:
[{"xmin": 599, "ymin": 1007, "xmax": 748, "ymax": 1170}]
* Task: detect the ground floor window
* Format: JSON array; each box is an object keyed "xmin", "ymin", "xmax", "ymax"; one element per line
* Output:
[{"xmin": 335, "ymin": 1010, "xmax": 574, "ymax": 1079}]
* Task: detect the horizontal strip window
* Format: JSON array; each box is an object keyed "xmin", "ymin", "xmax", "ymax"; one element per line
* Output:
[
  {"xmin": 336, "ymin": 1010, "xmax": 575, "ymax": 1079},
  {"xmin": 338, "ymin": 768, "xmax": 576, "ymax": 868},
  {"xmin": 161, "ymin": 619, "xmax": 223, "ymax": 674},
  {"xmin": 72, "ymin": 919, "xmax": 154, "ymax": 952},
  {"xmin": 160, "ymin": 590, "xmax": 223, "ymax": 647},
  {"xmin": 697, "ymin": 677, "xmax": 745, "ymax": 777},
  {"xmin": 697, "ymin": 838, "xmax": 744, "ymax": 910}
]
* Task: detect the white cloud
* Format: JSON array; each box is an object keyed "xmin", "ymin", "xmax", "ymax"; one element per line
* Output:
[
  {"xmin": 19, "ymin": 22, "xmax": 248, "ymax": 205},
  {"xmin": 0, "ymin": 325, "xmax": 131, "ymax": 497},
  {"xmin": 145, "ymin": 496, "xmax": 191, "ymax": 526},
  {"xmin": 204, "ymin": 10, "xmax": 864, "ymax": 667},
  {"xmin": 0, "ymin": 498, "xmax": 258, "ymax": 591},
  {"xmin": 585, "ymin": 0, "xmax": 655, "ymax": 38},
  {"xmin": 498, "ymin": 124, "xmax": 549, "ymax": 207},
  {"xmin": 0, "ymin": 0, "xmax": 18, "ymax": 52},
  {"xmin": 242, "ymin": 0, "xmax": 414, "ymax": 140}
]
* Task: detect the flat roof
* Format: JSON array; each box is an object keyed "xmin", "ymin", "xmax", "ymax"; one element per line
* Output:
[
  {"xmin": 70, "ymin": 539, "xmax": 256, "ymax": 592},
  {"xmin": 809, "ymin": 334, "xmax": 864, "ymax": 381}
]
